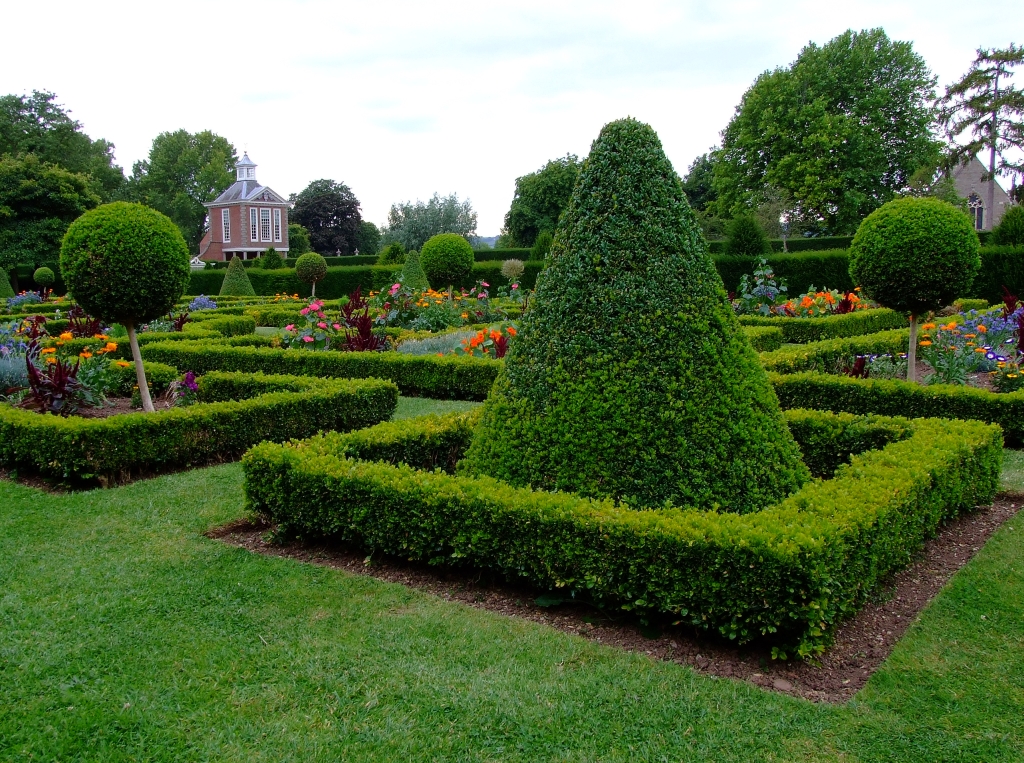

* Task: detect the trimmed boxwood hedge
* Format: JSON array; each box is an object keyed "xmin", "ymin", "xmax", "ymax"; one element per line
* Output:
[
  {"xmin": 0, "ymin": 372, "xmax": 398, "ymax": 485},
  {"xmin": 140, "ymin": 341, "xmax": 500, "ymax": 400},
  {"xmin": 737, "ymin": 308, "xmax": 906, "ymax": 344},
  {"xmin": 759, "ymin": 329, "xmax": 910, "ymax": 374},
  {"xmin": 242, "ymin": 407, "xmax": 1000, "ymax": 656},
  {"xmin": 742, "ymin": 326, "xmax": 783, "ymax": 352},
  {"xmin": 770, "ymin": 370, "xmax": 1024, "ymax": 445}
]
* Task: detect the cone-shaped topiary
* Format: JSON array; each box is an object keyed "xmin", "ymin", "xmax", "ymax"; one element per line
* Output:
[
  {"xmin": 420, "ymin": 233, "xmax": 473, "ymax": 286},
  {"xmin": 0, "ymin": 268, "xmax": 14, "ymax": 299},
  {"xmin": 295, "ymin": 252, "xmax": 328, "ymax": 297},
  {"xmin": 725, "ymin": 215, "xmax": 771, "ymax": 256},
  {"xmin": 461, "ymin": 118, "xmax": 808, "ymax": 512},
  {"xmin": 401, "ymin": 248, "xmax": 430, "ymax": 291},
  {"xmin": 219, "ymin": 255, "xmax": 256, "ymax": 296},
  {"xmin": 33, "ymin": 266, "xmax": 55, "ymax": 289},
  {"xmin": 261, "ymin": 248, "xmax": 284, "ymax": 270}
]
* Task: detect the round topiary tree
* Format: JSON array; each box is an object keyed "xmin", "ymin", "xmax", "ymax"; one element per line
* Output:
[
  {"xmin": 401, "ymin": 248, "xmax": 430, "ymax": 291},
  {"xmin": 725, "ymin": 215, "xmax": 771, "ymax": 256},
  {"xmin": 991, "ymin": 205, "xmax": 1024, "ymax": 247},
  {"xmin": 378, "ymin": 241, "xmax": 406, "ymax": 266},
  {"xmin": 219, "ymin": 255, "xmax": 256, "ymax": 297},
  {"xmin": 295, "ymin": 251, "xmax": 328, "ymax": 297},
  {"xmin": 420, "ymin": 233, "xmax": 474, "ymax": 287},
  {"xmin": 33, "ymin": 266, "xmax": 55, "ymax": 292},
  {"xmin": 60, "ymin": 202, "xmax": 190, "ymax": 413},
  {"xmin": 261, "ymin": 248, "xmax": 284, "ymax": 270},
  {"xmin": 461, "ymin": 118, "xmax": 809, "ymax": 512},
  {"xmin": 530, "ymin": 230, "xmax": 553, "ymax": 262},
  {"xmin": 849, "ymin": 197, "xmax": 981, "ymax": 382},
  {"xmin": 0, "ymin": 268, "xmax": 14, "ymax": 300}
]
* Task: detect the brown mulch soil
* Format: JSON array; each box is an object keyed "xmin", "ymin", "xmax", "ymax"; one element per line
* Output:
[{"xmin": 209, "ymin": 498, "xmax": 1021, "ymax": 704}]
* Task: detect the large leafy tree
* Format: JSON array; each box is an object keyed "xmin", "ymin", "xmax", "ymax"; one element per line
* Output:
[
  {"xmin": 290, "ymin": 179, "xmax": 362, "ymax": 255},
  {"xmin": 0, "ymin": 90, "xmax": 125, "ymax": 200},
  {"xmin": 126, "ymin": 130, "xmax": 237, "ymax": 254},
  {"xmin": 714, "ymin": 28, "xmax": 940, "ymax": 234},
  {"xmin": 680, "ymin": 151, "xmax": 718, "ymax": 212},
  {"xmin": 502, "ymin": 155, "xmax": 580, "ymax": 247},
  {"xmin": 383, "ymin": 193, "xmax": 476, "ymax": 251},
  {"xmin": 0, "ymin": 154, "xmax": 100, "ymax": 278},
  {"xmin": 938, "ymin": 44, "xmax": 1024, "ymax": 219}
]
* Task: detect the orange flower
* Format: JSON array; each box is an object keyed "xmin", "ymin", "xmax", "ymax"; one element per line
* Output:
[
  {"xmin": 920, "ymin": 322, "xmax": 936, "ymax": 330},
  {"xmin": 506, "ymin": 327, "xmax": 517, "ymax": 336},
  {"xmin": 40, "ymin": 347, "xmax": 56, "ymax": 355},
  {"xmin": 94, "ymin": 334, "xmax": 108, "ymax": 341},
  {"xmin": 104, "ymin": 342, "xmax": 118, "ymax": 353},
  {"xmin": 79, "ymin": 350, "xmax": 93, "ymax": 358},
  {"xmin": 489, "ymin": 330, "xmax": 502, "ymax": 342},
  {"xmin": 115, "ymin": 360, "xmax": 131, "ymax": 368},
  {"xmin": 45, "ymin": 356, "xmax": 57, "ymax": 364},
  {"xmin": 919, "ymin": 340, "xmax": 933, "ymax": 346},
  {"xmin": 941, "ymin": 321, "xmax": 958, "ymax": 331},
  {"xmin": 59, "ymin": 331, "xmax": 74, "ymax": 341},
  {"xmin": 978, "ymin": 324, "xmax": 988, "ymax": 333}
]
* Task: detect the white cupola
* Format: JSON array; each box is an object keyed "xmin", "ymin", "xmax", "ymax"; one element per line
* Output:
[{"xmin": 236, "ymin": 152, "xmax": 257, "ymax": 182}]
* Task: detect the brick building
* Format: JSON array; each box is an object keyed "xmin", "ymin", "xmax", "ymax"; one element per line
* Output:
[
  {"xmin": 952, "ymin": 156, "xmax": 1012, "ymax": 232},
  {"xmin": 199, "ymin": 153, "xmax": 290, "ymax": 261}
]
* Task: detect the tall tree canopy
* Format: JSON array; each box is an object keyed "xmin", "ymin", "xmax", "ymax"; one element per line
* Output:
[
  {"xmin": 714, "ymin": 28, "xmax": 940, "ymax": 234},
  {"xmin": 0, "ymin": 154, "xmax": 100, "ymax": 274},
  {"xmin": 938, "ymin": 44, "xmax": 1024, "ymax": 216},
  {"xmin": 383, "ymin": 193, "xmax": 476, "ymax": 251},
  {"xmin": 502, "ymin": 155, "xmax": 581, "ymax": 247},
  {"xmin": 0, "ymin": 90, "xmax": 125, "ymax": 200},
  {"xmin": 290, "ymin": 179, "xmax": 362, "ymax": 255},
  {"xmin": 126, "ymin": 130, "xmax": 237, "ymax": 255},
  {"xmin": 680, "ymin": 151, "xmax": 718, "ymax": 212}
]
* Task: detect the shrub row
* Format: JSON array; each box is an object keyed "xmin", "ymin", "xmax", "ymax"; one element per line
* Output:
[
  {"xmin": 242, "ymin": 407, "xmax": 1000, "ymax": 655},
  {"xmin": 759, "ymin": 329, "xmax": 910, "ymax": 374},
  {"xmin": 738, "ymin": 308, "xmax": 907, "ymax": 343},
  {"xmin": 742, "ymin": 325, "xmax": 783, "ymax": 352},
  {"xmin": 770, "ymin": 370, "xmax": 1024, "ymax": 445},
  {"xmin": 707, "ymin": 236, "xmax": 854, "ymax": 254},
  {"xmin": 472, "ymin": 248, "xmax": 532, "ymax": 262},
  {"xmin": 715, "ymin": 250, "xmax": 855, "ymax": 294},
  {"xmin": 0, "ymin": 372, "xmax": 398, "ymax": 485},
  {"xmin": 140, "ymin": 341, "xmax": 499, "ymax": 399}
]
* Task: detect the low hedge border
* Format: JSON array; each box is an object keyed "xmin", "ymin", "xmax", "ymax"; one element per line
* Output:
[
  {"xmin": 770, "ymin": 370, "xmax": 1024, "ymax": 445},
  {"xmin": 0, "ymin": 372, "xmax": 398, "ymax": 486},
  {"xmin": 140, "ymin": 341, "xmax": 500, "ymax": 400},
  {"xmin": 759, "ymin": 330, "xmax": 910, "ymax": 374},
  {"xmin": 738, "ymin": 309, "xmax": 906, "ymax": 344},
  {"xmin": 743, "ymin": 326, "xmax": 783, "ymax": 353},
  {"xmin": 242, "ymin": 407, "xmax": 1000, "ymax": 656}
]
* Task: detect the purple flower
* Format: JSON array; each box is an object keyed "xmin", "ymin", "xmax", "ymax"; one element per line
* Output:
[{"xmin": 182, "ymin": 371, "xmax": 199, "ymax": 392}]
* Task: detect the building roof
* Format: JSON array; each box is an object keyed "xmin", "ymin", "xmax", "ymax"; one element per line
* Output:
[
  {"xmin": 236, "ymin": 152, "xmax": 256, "ymax": 167},
  {"xmin": 207, "ymin": 181, "xmax": 287, "ymax": 206}
]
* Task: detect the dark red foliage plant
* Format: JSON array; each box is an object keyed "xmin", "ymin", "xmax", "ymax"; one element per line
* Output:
[
  {"xmin": 834, "ymin": 293, "xmax": 857, "ymax": 315},
  {"xmin": 172, "ymin": 311, "xmax": 191, "ymax": 331},
  {"xmin": 1002, "ymin": 285, "xmax": 1019, "ymax": 319},
  {"xmin": 341, "ymin": 286, "xmax": 369, "ymax": 327},
  {"xmin": 25, "ymin": 349, "xmax": 84, "ymax": 416},
  {"xmin": 343, "ymin": 310, "xmax": 388, "ymax": 352},
  {"xmin": 66, "ymin": 306, "xmax": 104, "ymax": 338},
  {"xmin": 844, "ymin": 356, "xmax": 869, "ymax": 378}
]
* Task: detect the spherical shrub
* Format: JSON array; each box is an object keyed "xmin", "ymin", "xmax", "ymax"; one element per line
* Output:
[
  {"xmin": 725, "ymin": 215, "xmax": 771, "ymax": 256},
  {"xmin": 377, "ymin": 242, "xmax": 406, "ymax": 265},
  {"xmin": 60, "ymin": 202, "xmax": 189, "ymax": 325},
  {"xmin": 219, "ymin": 255, "xmax": 256, "ymax": 296},
  {"xmin": 33, "ymin": 266, "xmax": 55, "ymax": 288},
  {"xmin": 420, "ymin": 234, "xmax": 474, "ymax": 286},
  {"xmin": 991, "ymin": 205, "xmax": 1024, "ymax": 247},
  {"xmin": 849, "ymin": 197, "xmax": 980, "ymax": 316},
  {"xmin": 462, "ymin": 117, "xmax": 808, "ymax": 512},
  {"xmin": 295, "ymin": 251, "xmax": 328, "ymax": 297}
]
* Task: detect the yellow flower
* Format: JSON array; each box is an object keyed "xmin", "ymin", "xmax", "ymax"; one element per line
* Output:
[
  {"xmin": 45, "ymin": 356, "xmax": 57, "ymax": 364},
  {"xmin": 59, "ymin": 331, "xmax": 74, "ymax": 341},
  {"xmin": 461, "ymin": 312, "xmax": 469, "ymax": 319},
  {"xmin": 975, "ymin": 347, "xmax": 986, "ymax": 353}
]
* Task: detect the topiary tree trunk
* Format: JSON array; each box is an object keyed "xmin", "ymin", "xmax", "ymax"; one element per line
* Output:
[
  {"xmin": 907, "ymin": 315, "xmax": 918, "ymax": 383},
  {"xmin": 125, "ymin": 320, "xmax": 155, "ymax": 412}
]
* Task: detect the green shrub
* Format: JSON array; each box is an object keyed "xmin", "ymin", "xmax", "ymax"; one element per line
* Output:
[
  {"xmin": 462, "ymin": 118, "xmax": 808, "ymax": 512},
  {"xmin": 743, "ymin": 325, "xmax": 783, "ymax": 352},
  {"xmin": 140, "ymin": 341, "xmax": 499, "ymax": 399},
  {"xmin": 377, "ymin": 242, "xmax": 406, "ymax": 266},
  {"xmin": 725, "ymin": 215, "xmax": 771, "ymax": 256},
  {"xmin": 243, "ymin": 407, "xmax": 1000, "ymax": 656},
  {"xmin": 529, "ymin": 231, "xmax": 553, "ymax": 262},
  {"xmin": 260, "ymin": 248, "xmax": 284, "ymax": 270},
  {"xmin": 991, "ymin": 205, "xmax": 1024, "ymax": 247},
  {"xmin": 295, "ymin": 252, "xmax": 328, "ymax": 297},
  {"xmin": 0, "ymin": 269, "xmax": 14, "ymax": 299},
  {"xmin": 737, "ymin": 308, "xmax": 907, "ymax": 343},
  {"xmin": 954, "ymin": 298, "xmax": 989, "ymax": 312},
  {"xmin": 759, "ymin": 329, "xmax": 910, "ymax": 374},
  {"xmin": 33, "ymin": 266, "xmax": 55, "ymax": 288},
  {"xmin": 401, "ymin": 248, "xmax": 430, "ymax": 291},
  {"xmin": 288, "ymin": 223, "xmax": 312, "ymax": 255},
  {"xmin": 420, "ymin": 234, "xmax": 474, "ymax": 286},
  {"xmin": 187, "ymin": 314, "xmax": 256, "ymax": 337},
  {"xmin": 0, "ymin": 373, "xmax": 397, "ymax": 485},
  {"xmin": 60, "ymin": 202, "xmax": 191, "ymax": 413},
  {"xmin": 219, "ymin": 255, "xmax": 257, "ymax": 297},
  {"xmin": 714, "ymin": 250, "xmax": 854, "ymax": 294},
  {"xmin": 474, "ymin": 248, "xmax": 532, "ymax": 262}
]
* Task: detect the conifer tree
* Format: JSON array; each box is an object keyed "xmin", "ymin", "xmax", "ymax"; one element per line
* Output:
[
  {"xmin": 462, "ymin": 118, "xmax": 808, "ymax": 512},
  {"xmin": 0, "ymin": 268, "xmax": 14, "ymax": 299},
  {"xmin": 219, "ymin": 255, "xmax": 256, "ymax": 296},
  {"xmin": 401, "ymin": 248, "xmax": 430, "ymax": 291}
]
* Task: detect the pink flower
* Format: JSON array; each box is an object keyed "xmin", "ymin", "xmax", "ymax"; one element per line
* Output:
[
  {"xmin": 317, "ymin": 311, "xmax": 326, "ymax": 319},
  {"xmin": 389, "ymin": 283, "xmax": 401, "ymax": 296},
  {"xmin": 302, "ymin": 335, "xmax": 314, "ymax": 343},
  {"xmin": 299, "ymin": 308, "xmax": 309, "ymax": 316},
  {"xmin": 481, "ymin": 281, "xmax": 489, "ymax": 287},
  {"xmin": 333, "ymin": 323, "xmax": 342, "ymax": 330},
  {"xmin": 284, "ymin": 324, "xmax": 295, "ymax": 331},
  {"xmin": 318, "ymin": 321, "xmax": 327, "ymax": 329},
  {"xmin": 511, "ymin": 284, "xmax": 519, "ymax": 289}
]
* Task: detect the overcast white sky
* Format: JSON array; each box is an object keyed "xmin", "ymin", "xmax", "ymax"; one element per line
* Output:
[{"xmin": 2, "ymin": 0, "xmax": 1020, "ymax": 234}]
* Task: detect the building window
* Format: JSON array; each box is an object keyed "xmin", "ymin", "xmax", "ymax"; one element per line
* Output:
[
  {"xmin": 260, "ymin": 208, "xmax": 272, "ymax": 242},
  {"xmin": 273, "ymin": 209, "xmax": 282, "ymax": 242},
  {"xmin": 221, "ymin": 209, "xmax": 231, "ymax": 242},
  {"xmin": 250, "ymin": 208, "xmax": 259, "ymax": 241},
  {"xmin": 968, "ymin": 193, "xmax": 984, "ymax": 231}
]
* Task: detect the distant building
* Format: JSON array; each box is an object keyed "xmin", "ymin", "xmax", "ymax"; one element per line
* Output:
[
  {"xmin": 199, "ymin": 153, "xmax": 290, "ymax": 261},
  {"xmin": 951, "ymin": 156, "xmax": 1012, "ymax": 232}
]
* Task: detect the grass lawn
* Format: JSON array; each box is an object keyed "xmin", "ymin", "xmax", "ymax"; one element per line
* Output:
[{"xmin": 1, "ymin": 400, "xmax": 1021, "ymax": 761}]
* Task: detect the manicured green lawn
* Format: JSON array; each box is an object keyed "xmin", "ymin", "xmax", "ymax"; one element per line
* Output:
[{"xmin": 0, "ymin": 402, "xmax": 1021, "ymax": 761}]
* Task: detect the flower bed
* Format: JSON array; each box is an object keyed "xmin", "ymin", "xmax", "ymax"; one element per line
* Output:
[
  {"xmin": 242, "ymin": 407, "xmax": 1000, "ymax": 657},
  {"xmin": 0, "ymin": 372, "xmax": 398, "ymax": 485}
]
